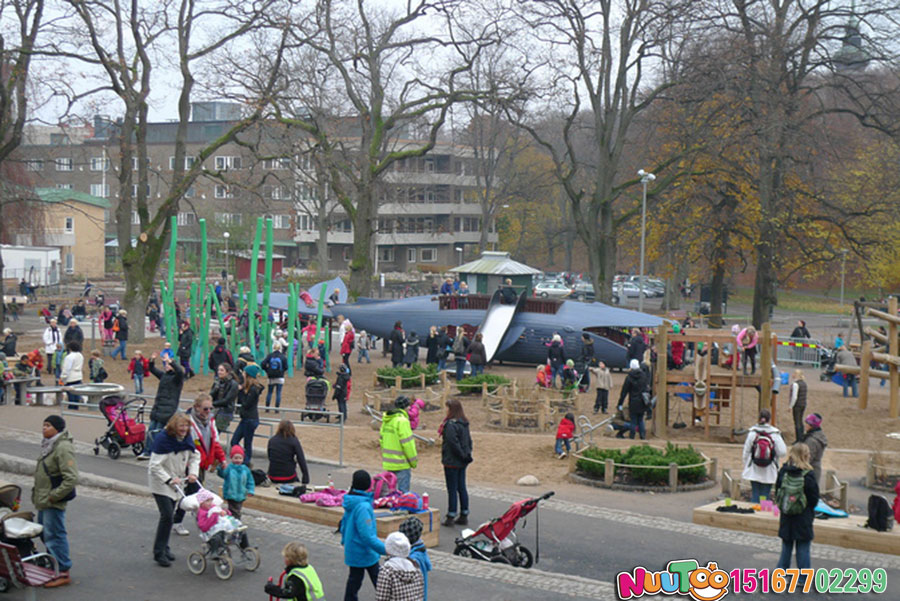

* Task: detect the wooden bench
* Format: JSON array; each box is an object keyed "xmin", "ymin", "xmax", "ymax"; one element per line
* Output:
[
  {"xmin": 0, "ymin": 541, "xmax": 59, "ymax": 599},
  {"xmin": 243, "ymin": 485, "xmax": 440, "ymax": 548},
  {"xmin": 3, "ymin": 377, "xmax": 40, "ymax": 405}
]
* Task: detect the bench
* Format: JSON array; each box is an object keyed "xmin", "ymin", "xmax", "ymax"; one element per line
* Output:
[
  {"xmin": 24, "ymin": 386, "xmax": 66, "ymax": 406},
  {"xmin": 3, "ymin": 377, "xmax": 40, "ymax": 405},
  {"xmin": 0, "ymin": 541, "xmax": 59, "ymax": 599}
]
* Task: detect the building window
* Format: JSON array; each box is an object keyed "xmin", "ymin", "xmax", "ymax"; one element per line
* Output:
[
  {"xmin": 214, "ymin": 155, "xmax": 242, "ymax": 170},
  {"xmin": 299, "ymin": 154, "xmax": 313, "ymax": 171},
  {"xmin": 407, "ymin": 248, "xmax": 416, "ymax": 263},
  {"xmin": 132, "ymin": 211, "xmax": 140, "ymax": 224},
  {"xmin": 176, "ymin": 212, "xmax": 196, "ymax": 226},
  {"xmin": 65, "ymin": 253, "xmax": 74, "ymax": 274},
  {"xmin": 168, "ymin": 156, "xmax": 196, "ymax": 170},
  {"xmin": 263, "ymin": 158, "xmax": 291, "ymax": 170},
  {"xmin": 56, "ymin": 183, "xmax": 73, "ymax": 190},
  {"xmin": 298, "ymin": 214, "xmax": 318, "ymax": 230},
  {"xmin": 55, "ymin": 158, "xmax": 73, "ymax": 171},
  {"xmin": 342, "ymin": 247, "xmax": 352, "ymax": 262},
  {"xmin": 420, "ymin": 248, "xmax": 437, "ymax": 262},
  {"xmin": 424, "ymin": 158, "xmax": 434, "ymax": 173},
  {"xmin": 25, "ymin": 159, "xmax": 43, "ymax": 171},
  {"xmin": 90, "ymin": 157, "xmax": 110, "ymax": 171},
  {"xmin": 298, "ymin": 183, "xmax": 318, "ymax": 201},
  {"xmin": 268, "ymin": 215, "xmax": 291, "ymax": 229},
  {"xmin": 264, "ymin": 185, "xmax": 288, "ymax": 200},
  {"xmin": 184, "ymin": 186, "xmax": 195, "ymax": 199},
  {"xmin": 64, "ymin": 217, "xmax": 74, "ymax": 233},
  {"xmin": 132, "ymin": 184, "xmax": 151, "ymax": 197},
  {"xmin": 132, "ymin": 156, "xmax": 150, "ymax": 171},
  {"xmin": 214, "ymin": 213, "xmax": 242, "ymax": 226},
  {"xmin": 214, "ymin": 185, "xmax": 234, "ymax": 199},
  {"xmin": 457, "ymin": 161, "xmax": 467, "ymax": 175},
  {"xmin": 90, "ymin": 184, "xmax": 110, "ymax": 198},
  {"xmin": 454, "ymin": 189, "xmax": 464, "ymax": 202},
  {"xmin": 378, "ymin": 246, "xmax": 394, "ymax": 262},
  {"xmin": 456, "ymin": 217, "xmax": 480, "ymax": 232}
]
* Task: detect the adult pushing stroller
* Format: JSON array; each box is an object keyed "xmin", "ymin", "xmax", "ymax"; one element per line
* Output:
[
  {"xmin": 453, "ymin": 491, "xmax": 554, "ymax": 568},
  {"xmin": 93, "ymin": 396, "xmax": 147, "ymax": 459},
  {"xmin": 302, "ymin": 377, "xmax": 331, "ymax": 422}
]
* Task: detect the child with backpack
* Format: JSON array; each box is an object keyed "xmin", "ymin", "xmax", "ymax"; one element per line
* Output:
[
  {"xmin": 88, "ymin": 349, "xmax": 107, "ymax": 383},
  {"xmin": 774, "ymin": 442, "xmax": 819, "ymax": 573},
  {"xmin": 742, "ymin": 409, "xmax": 787, "ymax": 503},
  {"xmin": 333, "ymin": 363, "xmax": 352, "ymax": 422}
]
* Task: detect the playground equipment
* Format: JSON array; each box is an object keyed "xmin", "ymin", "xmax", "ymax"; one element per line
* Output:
[
  {"xmin": 836, "ymin": 297, "xmax": 900, "ymax": 417},
  {"xmin": 654, "ymin": 324, "xmax": 776, "ymax": 441}
]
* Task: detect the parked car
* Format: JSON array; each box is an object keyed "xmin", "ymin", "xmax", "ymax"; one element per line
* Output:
[
  {"xmin": 533, "ymin": 281, "xmax": 572, "ymax": 299},
  {"xmin": 572, "ymin": 282, "xmax": 595, "ymax": 302}
]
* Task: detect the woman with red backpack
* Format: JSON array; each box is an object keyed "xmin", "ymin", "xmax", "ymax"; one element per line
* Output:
[{"xmin": 741, "ymin": 409, "xmax": 787, "ymax": 503}]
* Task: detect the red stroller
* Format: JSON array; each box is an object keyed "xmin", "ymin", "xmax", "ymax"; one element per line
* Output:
[
  {"xmin": 453, "ymin": 491, "xmax": 554, "ymax": 568},
  {"xmin": 93, "ymin": 396, "xmax": 147, "ymax": 459}
]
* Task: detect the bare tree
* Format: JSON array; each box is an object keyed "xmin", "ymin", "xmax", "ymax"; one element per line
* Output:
[{"xmin": 48, "ymin": 0, "xmax": 287, "ymax": 341}]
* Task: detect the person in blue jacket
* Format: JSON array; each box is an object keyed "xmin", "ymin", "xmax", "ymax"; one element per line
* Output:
[
  {"xmin": 341, "ymin": 470, "xmax": 386, "ymax": 601},
  {"xmin": 399, "ymin": 516, "xmax": 433, "ymax": 600}
]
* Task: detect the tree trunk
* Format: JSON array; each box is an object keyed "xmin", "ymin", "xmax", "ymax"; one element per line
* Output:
[
  {"xmin": 752, "ymin": 240, "xmax": 777, "ymax": 328},
  {"xmin": 348, "ymin": 190, "xmax": 375, "ymax": 298},
  {"xmin": 563, "ymin": 226, "xmax": 574, "ymax": 273},
  {"xmin": 316, "ymin": 199, "xmax": 329, "ymax": 276},
  {"xmin": 709, "ymin": 260, "xmax": 726, "ymax": 329},
  {"xmin": 0, "ymin": 250, "xmax": 5, "ymax": 326},
  {"xmin": 120, "ymin": 239, "xmax": 166, "ymax": 344},
  {"xmin": 479, "ymin": 202, "xmax": 491, "ymax": 255}
]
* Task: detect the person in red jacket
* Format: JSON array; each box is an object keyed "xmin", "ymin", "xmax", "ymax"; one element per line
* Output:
[
  {"xmin": 340, "ymin": 327, "xmax": 355, "ymax": 366},
  {"xmin": 127, "ymin": 350, "xmax": 150, "ymax": 394},
  {"xmin": 555, "ymin": 412, "xmax": 576, "ymax": 459}
]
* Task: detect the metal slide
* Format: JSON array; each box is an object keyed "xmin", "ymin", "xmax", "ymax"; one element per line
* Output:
[{"xmin": 477, "ymin": 290, "xmax": 526, "ymax": 363}]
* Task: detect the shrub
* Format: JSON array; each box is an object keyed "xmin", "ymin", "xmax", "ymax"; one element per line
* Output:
[
  {"xmin": 456, "ymin": 374, "xmax": 511, "ymax": 394},
  {"xmin": 375, "ymin": 364, "xmax": 440, "ymax": 388},
  {"xmin": 576, "ymin": 447, "xmax": 623, "ymax": 478}
]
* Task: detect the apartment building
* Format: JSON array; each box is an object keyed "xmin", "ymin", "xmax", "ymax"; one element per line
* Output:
[{"xmin": 15, "ymin": 104, "xmax": 497, "ymax": 272}]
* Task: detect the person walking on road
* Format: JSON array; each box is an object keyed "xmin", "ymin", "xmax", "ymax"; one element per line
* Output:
[
  {"xmin": 138, "ymin": 353, "xmax": 185, "ymax": 460},
  {"xmin": 742, "ymin": 409, "xmax": 788, "ymax": 503},
  {"xmin": 148, "ymin": 413, "xmax": 200, "ymax": 567},
  {"xmin": 774, "ymin": 443, "xmax": 819, "ymax": 574},
  {"xmin": 789, "ymin": 370, "xmax": 808, "ymax": 443},
  {"xmin": 341, "ymin": 470, "xmax": 386, "ymax": 601},
  {"xmin": 33, "ymin": 415, "xmax": 78, "ymax": 587},
  {"xmin": 440, "ymin": 399, "xmax": 473, "ymax": 527},
  {"xmin": 380, "ymin": 397, "xmax": 418, "ymax": 493}
]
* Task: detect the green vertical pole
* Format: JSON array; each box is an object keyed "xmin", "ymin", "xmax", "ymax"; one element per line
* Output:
[
  {"xmin": 286, "ymin": 283, "xmax": 297, "ymax": 378},
  {"xmin": 261, "ymin": 218, "xmax": 274, "ymax": 357},
  {"xmin": 315, "ymin": 284, "xmax": 327, "ymax": 371},
  {"xmin": 188, "ymin": 282, "xmax": 199, "ymax": 371},
  {"xmin": 199, "ymin": 219, "xmax": 208, "ymax": 370},
  {"xmin": 210, "ymin": 284, "xmax": 230, "ymax": 355},
  {"xmin": 237, "ymin": 281, "xmax": 245, "ymax": 346},
  {"xmin": 202, "ymin": 294, "xmax": 212, "ymax": 373},
  {"xmin": 167, "ymin": 215, "xmax": 177, "ymax": 305},
  {"xmin": 248, "ymin": 217, "xmax": 263, "ymax": 359},
  {"xmin": 160, "ymin": 279, "xmax": 176, "ymax": 347}
]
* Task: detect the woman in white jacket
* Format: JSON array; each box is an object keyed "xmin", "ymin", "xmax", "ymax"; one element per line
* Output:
[
  {"xmin": 42, "ymin": 318, "xmax": 62, "ymax": 376},
  {"xmin": 60, "ymin": 341, "xmax": 84, "ymax": 410},
  {"xmin": 742, "ymin": 409, "xmax": 787, "ymax": 503},
  {"xmin": 148, "ymin": 413, "xmax": 200, "ymax": 567}
]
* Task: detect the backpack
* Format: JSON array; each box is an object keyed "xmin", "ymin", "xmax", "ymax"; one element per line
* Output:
[
  {"xmin": 251, "ymin": 468, "xmax": 270, "ymax": 487},
  {"xmin": 368, "ymin": 471, "xmax": 398, "ymax": 499},
  {"xmin": 865, "ymin": 495, "xmax": 892, "ymax": 532},
  {"xmin": 775, "ymin": 469, "xmax": 809, "ymax": 515},
  {"xmin": 750, "ymin": 430, "xmax": 776, "ymax": 467},
  {"xmin": 267, "ymin": 355, "xmax": 284, "ymax": 376}
]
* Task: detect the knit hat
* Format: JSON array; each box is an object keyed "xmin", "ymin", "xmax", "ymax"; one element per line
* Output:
[
  {"xmin": 393, "ymin": 396, "xmax": 411, "ymax": 410},
  {"xmin": 196, "ymin": 490, "xmax": 215, "ymax": 504},
  {"xmin": 629, "ymin": 359, "xmax": 640, "ymax": 370},
  {"xmin": 244, "ymin": 363, "xmax": 262, "ymax": 379},
  {"xmin": 566, "ymin": 359, "xmax": 574, "ymax": 367},
  {"xmin": 385, "ymin": 531, "xmax": 410, "ymax": 558},
  {"xmin": 351, "ymin": 469, "xmax": 371, "ymax": 491},
  {"xmin": 398, "ymin": 516, "xmax": 423, "ymax": 545},
  {"xmin": 805, "ymin": 413, "xmax": 822, "ymax": 428},
  {"xmin": 44, "ymin": 414, "xmax": 66, "ymax": 432},
  {"xmin": 230, "ymin": 444, "xmax": 244, "ymax": 458}
]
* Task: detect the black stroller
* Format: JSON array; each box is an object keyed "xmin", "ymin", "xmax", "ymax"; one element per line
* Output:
[{"xmin": 302, "ymin": 378, "xmax": 331, "ymax": 422}]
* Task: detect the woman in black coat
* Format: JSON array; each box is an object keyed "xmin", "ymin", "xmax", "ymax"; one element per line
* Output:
[
  {"xmin": 440, "ymin": 399, "xmax": 473, "ymax": 526},
  {"xmin": 389, "ymin": 321, "xmax": 405, "ymax": 368},
  {"xmin": 267, "ymin": 419, "xmax": 310, "ymax": 485},
  {"xmin": 774, "ymin": 442, "xmax": 819, "ymax": 572},
  {"xmin": 210, "ymin": 363, "xmax": 239, "ymax": 433},
  {"xmin": 466, "ymin": 333, "xmax": 487, "ymax": 376},
  {"xmin": 177, "ymin": 322, "xmax": 195, "ymax": 378},
  {"xmin": 425, "ymin": 325, "xmax": 439, "ymax": 365},
  {"xmin": 547, "ymin": 334, "xmax": 566, "ymax": 387}
]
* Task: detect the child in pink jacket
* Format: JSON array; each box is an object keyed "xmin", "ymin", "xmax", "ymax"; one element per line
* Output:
[
  {"xmin": 196, "ymin": 490, "xmax": 243, "ymax": 556},
  {"xmin": 394, "ymin": 396, "xmax": 426, "ymax": 430}
]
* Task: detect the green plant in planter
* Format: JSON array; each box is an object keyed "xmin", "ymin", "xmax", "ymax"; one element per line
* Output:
[
  {"xmin": 576, "ymin": 447, "xmax": 623, "ymax": 478},
  {"xmin": 456, "ymin": 374, "xmax": 511, "ymax": 394},
  {"xmin": 375, "ymin": 363, "xmax": 440, "ymax": 388}
]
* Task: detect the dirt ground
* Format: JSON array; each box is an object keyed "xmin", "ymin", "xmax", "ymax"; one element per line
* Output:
[{"xmin": 19, "ymin": 330, "xmax": 900, "ymax": 489}]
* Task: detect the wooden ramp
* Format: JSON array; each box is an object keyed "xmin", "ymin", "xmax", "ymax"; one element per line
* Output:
[
  {"xmin": 693, "ymin": 500, "xmax": 900, "ymax": 556},
  {"xmin": 242, "ymin": 485, "xmax": 440, "ymax": 548}
]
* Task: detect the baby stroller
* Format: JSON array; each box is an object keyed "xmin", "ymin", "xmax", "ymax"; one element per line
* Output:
[
  {"xmin": 0, "ymin": 484, "xmax": 56, "ymax": 592},
  {"xmin": 302, "ymin": 377, "xmax": 331, "ymax": 422},
  {"xmin": 453, "ymin": 491, "xmax": 554, "ymax": 569},
  {"xmin": 176, "ymin": 486, "xmax": 260, "ymax": 580},
  {"xmin": 93, "ymin": 396, "xmax": 147, "ymax": 459},
  {"xmin": 819, "ymin": 347, "xmax": 837, "ymax": 382}
]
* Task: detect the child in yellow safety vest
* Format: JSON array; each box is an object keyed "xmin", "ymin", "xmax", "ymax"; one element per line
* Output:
[{"xmin": 264, "ymin": 542, "xmax": 325, "ymax": 601}]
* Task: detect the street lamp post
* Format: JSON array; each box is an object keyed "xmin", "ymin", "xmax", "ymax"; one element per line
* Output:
[
  {"xmin": 840, "ymin": 248, "xmax": 849, "ymax": 311},
  {"xmin": 455, "ymin": 246, "xmax": 463, "ymax": 266},
  {"xmin": 637, "ymin": 169, "xmax": 655, "ymax": 313},
  {"xmin": 223, "ymin": 231, "xmax": 230, "ymax": 277}
]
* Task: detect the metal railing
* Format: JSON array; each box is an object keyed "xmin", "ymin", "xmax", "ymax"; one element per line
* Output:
[
  {"xmin": 58, "ymin": 392, "xmax": 345, "ymax": 466},
  {"xmin": 775, "ymin": 337, "xmax": 822, "ymax": 368}
]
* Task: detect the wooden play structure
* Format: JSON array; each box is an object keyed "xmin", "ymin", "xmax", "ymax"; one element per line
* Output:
[
  {"xmin": 482, "ymin": 381, "xmax": 574, "ymax": 432},
  {"xmin": 835, "ymin": 297, "xmax": 900, "ymax": 417},
  {"xmin": 655, "ymin": 324, "xmax": 776, "ymax": 440}
]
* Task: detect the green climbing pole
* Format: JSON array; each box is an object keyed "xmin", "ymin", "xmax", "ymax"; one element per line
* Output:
[
  {"xmin": 286, "ymin": 283, "xmax": 298, "ymax": 377},
  {"xmin": 248, "ymin": 217, "xmax": 263, "ymax": 360},
  {"xmin": 261, "ymin": 217, "xmax": 274, "ymax": 357}
]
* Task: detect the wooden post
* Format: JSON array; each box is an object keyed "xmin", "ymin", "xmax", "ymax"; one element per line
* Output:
[
  {"xmin": 866, "ymin": 455, "xmax": 875, "ymax": 488},
  {"xmin": 656, "ymin": 327, "xmax": 668, "ymax": 438},
  {"xmin": 668, "ymin": 462, "xmax": 678, "ymax": 492},
  {"xmin": 859, "ymin": 340, "xmax": 871, "ymax": 410},
  {"xmin": 722, "ymin": 468, "xmax": 732, "ymax": 495},
  {"xmin": 840, "ymin": 481, "xmax": 849, "ymax": 512},
  {"xmin": 731, "ymin": 476, "xmax": 740, "ymax": 500},
  {"xmin": 501, "ymin": 397, "xmax": 510, "ymax": 429},
  {"xmin": 604, "ymin": 459, "xmax": 615, "ymax": 487},
  {"xmin": 420, "ymin": 373, "xmax": 426, "ymax": 388},
  {"xmin": 891, "ymin": 297, "xmax": 899, "ymax": 418},
  {"xmin": 710, "ymin": 457, "xmax": 718, "ymax": 483},
  {"xmin": 395, "ymin": 376, "xmax": 402, "ymax": 390},
  {"xmin": 760, "ymin": 322, "xmax": 772, "ymax": 413}
]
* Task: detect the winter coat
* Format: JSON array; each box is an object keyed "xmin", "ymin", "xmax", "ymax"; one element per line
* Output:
[
  {"xmin": 261, "ymin": 350, "xmax": 287, "ymax": 379},
  {"xmin": 147, "ymin": 431, "xmax": 200, "ymax": 501},
  {"xmin": 208, "ymin": 344, "xmax": 234, "ymax": 372},
  {"xmin": 835, "ymin": 348, "xmax": 857, "ymax": 367},
  {"xmin": 63, "ymin": 325, "xmax": 84, "ymax": 348},
  {"xmin": 617, "ymin": 368, "xmax": 647, "ymax": 415},
  {"xmin": 148, "ymin": 360, "xmax": 185, "ymax": 424},
  {"xmin": 547, "ymin": 341, "xmax": 565, "ymax": 369},
  {"xmin": 236, "ymin": 351, "xmax": 257, "ymax": 374},
  {"xmin": 340, "ymin": 490, "xmax": 387, "ymax": 568},
  {"xmin": 237, "ymin": 383, "xmax": 263, "ymax": 421},
  {"xmin": 60, "ymin": 351, "xmax": 84, "ymax": 384},
  {"xmin": 210, "ymin": 377, "xmax": 240, "ymax": 416},
  {"xmin": 737, "ymin": 327, "xmax": 758, "ymax": 351},
  {"xmin": 775, "ymin": 464, "xmax": 819, "ymax": 542},
  {"xmin": 178, "ymin": 328, "xmax": 194, "ymax": 359},
  {"xmin": 267, "ymin": 435, "xmax": 310, "ymax": 484},
  {"xmin": 791, "ymin": 326, "xmax": 811, "ymax": 339},
  {"xmin": 592, "ymin": 367, "xmax": 612, "ymax": 391},
  {"xmin": 556, "ymin": 417, "xmax": 575, "ymax": 440},
  {"xmin": 114, "ymin": 316, "xmax": 128, "ymax": 341},
  {"xmin": 304, "ymin": 355, "xmax": 324, "ymax": 377},
  {"xmin": 626, "ymin": 335, "xmax": 646, "ymax": 363},
  {"xmin": 452, "ymin": 334, "xmax": 469, "ymax": 360},
  {"xmin": 1, "ymin": 333, "xmax": 16, "ymax": 356},
  {"xmin": 403, "ymin": 335, "xmax": 420, "ymax": 365},
  {"xmin": 186, "ymin": 407, "xmax": 226, "ymax": 471},
  {"xmin": 216, "ymin": 463, "xmax": 255, "ymax": 502},
  {"xmin": 381, "ymin": 409, "xmax": 418, "ymax": 471},
  {"xmin": 466, "ymin": 340, "xmax": 487, "ymax": 366},
  {"xmin": 33, "ymin": 431, "xmax": 78, "ymax": 511},
  {"xmin": 408, "ymin": 540, "xmax": 432, "ymax": 601},
  {"xmin": 441, "ymin": 418, "xmax": 473, "ymax": 468},
  {"xmin": 407, "ymin": 398, "xmax": 425, "ymax": 430},
  {"xmin": 389, "ymin": 328, "xmax": 405, "ymax": 363},
  {"xmin": 42, "ymin": 326, "xmax": 62, "ymax": 354},
  {"xmin": 128, "ymin": 357, "xmax": 149, "ymax": 378},
  {"xmin": 802, "ymin": 427, "xmax": 828, "ymax": 481},
  {"xmin": 334, "ymin": 370, "xmax": 352, "ymax": 404},
  {"xmin": 340, "ymin": 329, "xmax": 355, "ymax": 355},
  {"xmin": 579, "ymin": 340, "xmax": 595, "ymax": 368},
  {"xmin": 425, "ymin": 333, "xmax": 439, "ymax": 364},
  {"xmin": 741, "ymin": 423, "xmax": 788, "ymax": 484},
  {"xmin": 375, "ymin": 558, "xmax": 424, "ymax": 601}
]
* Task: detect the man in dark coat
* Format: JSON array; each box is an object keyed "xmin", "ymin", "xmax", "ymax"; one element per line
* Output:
[
  {"xmin": 207, "ymin": 338, "xmax": 233, "ymax": 373},
  {"xmin": 178, "ymin": 321, "xmax": 195, "ymax": 378},
  {"xmin": 617, "ymin": 359, "xmax": 647, "ymax": 440},
  {"xmin": 138, "ymin": 354, "xmax": 185, "ymax": 459},
  {"xmin": 626, "ymin": 329, "xmax": 646, "ymax": 363},
  {"xmin": 499, "ymin": 279, "xmax": 518, "ymax": 305},
  {"xmin": 63, "ymin": 319, "xmax": 84, "ymax": 348},
  {"xmin": 547, "ymin": 335, "xmax": 566, "ymax": 387},
  {"xmin": 389, "ymin": 321, "xmax": 405, "ymax": 368},
  {"xmin": 577, "ymin": 333, "xmax": 595, "ymax": 392}
]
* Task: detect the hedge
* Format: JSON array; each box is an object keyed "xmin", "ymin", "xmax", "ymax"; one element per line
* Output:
[
  {"xmin": 456, "ymin": 374, "xmax": 511, "ymax": 394},
  {"xmin": 375, "ymin": 364, "xmax": 440, "ymax": 388},
  {"xmin": 577, "ymin": 443, "xmax": 707, "ymax": 485}
]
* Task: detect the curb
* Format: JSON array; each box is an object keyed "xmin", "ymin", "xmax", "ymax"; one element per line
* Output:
[
  {"xmin": 0, "ymin": 452, "xmax": 149, "ymax": 497},
  {"xmin": 568, "ymin": 471, "xmax": 717, "ymax": 493}
]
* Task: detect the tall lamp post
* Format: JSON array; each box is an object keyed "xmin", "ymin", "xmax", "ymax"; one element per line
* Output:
[
  {"xmin": 223, "ymin": 231, "xmax": 230, "ymax": 277},
  {"xmin": 637, "ymin": 169, "xmax": 655, "ymax": 313},
  {"xmin": 455, "ymin": 246, "xmax": 464, "ymax": 266},
  {"xmin": 840, "ymin": 248, "xmax": 848, "ymax": 311}
]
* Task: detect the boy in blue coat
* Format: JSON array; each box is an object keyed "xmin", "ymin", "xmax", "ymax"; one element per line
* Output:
[
  {"xmin": 399, "ymin": 516, "xmax": 433, "ymax": 600},
  {"xmin": 341, "ymin": 470, "xmax": 386, "ymax": 601}
]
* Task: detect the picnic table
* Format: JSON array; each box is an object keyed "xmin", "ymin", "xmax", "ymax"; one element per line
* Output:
[
  {"xmin": 24, "ymin": 385, "xmax": 66, "ymax": 406},
  {"xmin": 2, "ymin": 377, "xmax": 39, "ymax": 405}
]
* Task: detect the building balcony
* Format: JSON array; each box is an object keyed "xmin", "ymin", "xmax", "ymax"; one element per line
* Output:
[
  {"xmin": 376, "ymin": 202, "xmax": 483, "ymax": 216},
  {"xmin": 16, "ymin": 230, "xmax": 76, "ymax": 247},
  {"xmin": 294, "ymin": 230, "xmax": 497, "ymax": 245},
  {"xmin": 383, "ymin": 172, "xmax": 478, "ymax": 187}
]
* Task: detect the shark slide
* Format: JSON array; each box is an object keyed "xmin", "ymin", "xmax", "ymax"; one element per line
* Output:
[{"xmin": 477, "ymin": 290, "xmax": 526, "ymax": 363}]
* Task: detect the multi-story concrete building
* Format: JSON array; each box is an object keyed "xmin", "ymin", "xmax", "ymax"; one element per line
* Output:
[{"xmin": 15, "ymin": 104, "xmax": 497, "ymax": 273}]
